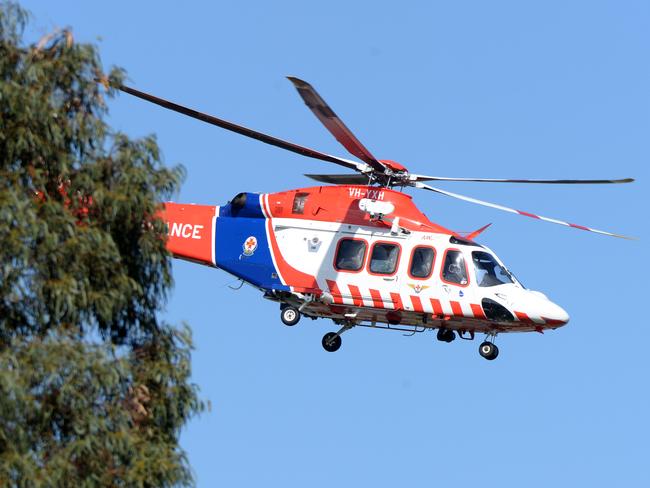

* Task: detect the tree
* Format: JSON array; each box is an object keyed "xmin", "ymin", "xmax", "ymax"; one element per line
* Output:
[{"xmin": 0, "ymin": 2, "xmax": 203, "ymax": 485}]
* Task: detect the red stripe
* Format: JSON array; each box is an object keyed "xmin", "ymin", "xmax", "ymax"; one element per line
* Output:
[
  {"xmin": 348, "ymin": 284, "xmax": 364, "ymax": 307},
  {"xmin": 265, "ymin": 194, "xmax": 272, "ymax": 217},
  {"xmin": 369, "ymin": 288, "xmax": 384, "ymax": 308},
  {"xmin": 390, "ymin": 292, "xmax": 403, "ymax": 311},
  {"xmin": 410, "ymin": 295, "xmax": 424, "ymax": 313},
  {"xmin": 263, "ymin": 194, "xmax": 318, "ymax": 291},
  {"xmin": 326, "ymin": 279, "xmax": 343, "ymax": 305},
  {"xmin": 430, "ymin": 298, "xmax": 443, "ymax": 316},
  {"xmin": 518, "ymin": 210, "xmax": 540, "ymax": 219},
  {"xmin": 514, "ymin": 311, "xmax": 533, "ymax": 323},
  {"xmin": 259, "ymin": 194, "xmax": 267, "ymax": 217},
  {"xmin": 450, "ymin": 301, "xmax": 463, "ymax": 316},
  {"xmin": 542, "ymin": 317, "xmax": 567, "ymax": 326},
  {"xmin": 569, "ymin": 223, "xmax": 589, "ymax": 231},
  {"xmin": 470, "ymin": 303, "xmax": 486, "ymax": 319}
]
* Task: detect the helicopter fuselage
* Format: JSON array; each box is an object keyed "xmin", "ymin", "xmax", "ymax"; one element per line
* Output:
[{"xmin": 161, "ymin": 185, "xmax": 569, "ymax": 337}]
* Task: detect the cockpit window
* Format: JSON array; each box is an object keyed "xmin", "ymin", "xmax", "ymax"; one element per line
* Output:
[
  {"xmin": 409, "ymin": 246, "xmax": 435, "ymax": 279},
  {"xmin": 472, "ymin": 251, "xmax": 514, "ymax": 287},
  {"xmin": 442, "ymin": 249, "xmax": 468, "ymax": 286}
]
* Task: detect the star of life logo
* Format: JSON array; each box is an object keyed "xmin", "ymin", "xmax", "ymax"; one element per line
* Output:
[
  {"xmin": 407, "ymin": 283, "xmax": 429, "ymax": 294},
  {"xmin": 242, "ymin": 236, "xmax": 258, "ymax": 256}
]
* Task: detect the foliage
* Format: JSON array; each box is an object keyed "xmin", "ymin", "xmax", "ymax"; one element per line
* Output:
[{"xmin": 0, "ymin": 2, "xmax": 202, "ymax": 485}]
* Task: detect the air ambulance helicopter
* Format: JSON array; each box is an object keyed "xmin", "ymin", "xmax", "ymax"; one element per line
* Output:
[{"xmin": 114, "ymin": 77, "xmax": 634, "ymax": 360}]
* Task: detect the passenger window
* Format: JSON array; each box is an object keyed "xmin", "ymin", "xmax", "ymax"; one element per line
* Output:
[
  {"xmin": 409, "ymin": 246, "xmax": 435, "ymax": 279},
  {"xmin": 369, "ymin": 242, "xmax": 400, "ymax": 275},
  {"xmin": 442, "ymin": 249, "xmax": 468, "ymax": 285},
  {"xmin": 292, "ymin": 192, "xmax": 309, "ymax": 214},
  {"xmin": 334, "ymin": 239, "xmax": 367, "ymax": 272}
]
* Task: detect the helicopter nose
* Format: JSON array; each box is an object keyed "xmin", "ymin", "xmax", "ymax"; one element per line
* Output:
[
  {"xmin": 519, "ymin": 290, "xmax": 570, "ymax": 327},
  {"xmin": 541, "ymin": 300, "xmax": 570, "ymax": 327}
]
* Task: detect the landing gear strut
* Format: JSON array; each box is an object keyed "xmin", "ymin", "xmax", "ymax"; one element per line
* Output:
[
  {"xmin": 479, "ymin": 341, "xmax": 499, "ymax": 360},
  {"xmin": 280, "ymin": 305, "xmax": 301, "ymax": 326},
  {"xmin": 322, "ymin": 323, "xmax": 354, "ymax": 352}
]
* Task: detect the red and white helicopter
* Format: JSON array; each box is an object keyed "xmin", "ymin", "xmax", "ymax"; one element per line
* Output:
[{"xmin": 118, "ymin": 78, "xmax": 633, "ymax": 360}]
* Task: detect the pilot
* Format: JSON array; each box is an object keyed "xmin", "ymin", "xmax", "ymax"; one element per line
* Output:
[{"xmin": 475, "ymin": 259, "xmax": 500, "ymax": 287}]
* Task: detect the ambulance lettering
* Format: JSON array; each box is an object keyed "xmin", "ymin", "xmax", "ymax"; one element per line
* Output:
[{"xmin": 169, "ymin": 222, "xmax": 204, "ymax": 240}]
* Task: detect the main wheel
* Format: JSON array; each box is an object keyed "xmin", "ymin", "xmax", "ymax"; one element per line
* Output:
[
  {"xmin": 322, "ymin": 332, "xmax": 342, "ymax": 352},
  {"xmin": 479, "ymin": 341, "xmax": 499, "ymax": 360},
  {"xmin": 437, "ymin": 328, "xmax": 455, "ymax": 343},
  {"xmin": 280, "ymin": 305, "xmax": 301, "ymax": 326}
]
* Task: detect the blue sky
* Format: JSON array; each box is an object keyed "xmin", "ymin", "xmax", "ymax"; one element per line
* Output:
[{"xmin": 23, "ymin": 1, "xmax": 648, "ymax": 486}]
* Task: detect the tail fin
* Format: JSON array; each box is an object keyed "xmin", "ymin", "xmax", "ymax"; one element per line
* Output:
[{"xmin": 159, "ymin": 202, "xmax": 219, "ymax": 266}]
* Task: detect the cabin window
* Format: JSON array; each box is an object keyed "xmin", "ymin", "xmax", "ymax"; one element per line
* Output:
[
  {"xmin": 369, "ymin": 242, "xmax": 400, "ymax": 275},
  {"xmin": 292, "ymin": 192, "xmax": 309, "ymax": 214},
  {"xmin": 334, "ymin": 238, "xmax": 367, "ymax": 272},
  {"xmin": 472, "ymin": 251, "xmax": 514, "ymax": 287},
  {"xmin": 409, "ymin": 246, "xmax": 435, "ymax": 279},
  {"xmin": 442, "ymin": 249, "xmax": 468, "ymax": 286}
]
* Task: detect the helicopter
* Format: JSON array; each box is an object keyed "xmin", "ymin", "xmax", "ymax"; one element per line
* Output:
[{"xmin": 114, "ymin": 77, "xmax": 634, "ymax": 360}]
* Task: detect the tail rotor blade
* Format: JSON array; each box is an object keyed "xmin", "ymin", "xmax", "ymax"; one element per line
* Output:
[{"xmin": 415, "ymin": 183, "xmax": 634, "ymax": 239}]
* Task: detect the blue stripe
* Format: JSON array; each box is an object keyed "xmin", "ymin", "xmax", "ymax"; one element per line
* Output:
[{"xmin": 215, "ymin": 214, "xmax": 288, "ymax": 291}]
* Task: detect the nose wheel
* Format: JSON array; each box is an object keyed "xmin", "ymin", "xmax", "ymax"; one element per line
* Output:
[
  {"xmin": 321, "ymin": 323, "xmax": 354, "ymax": 352},
  {"xmin": 322, "ymin": 332, "xmax": 342, "ymax": 352},
  {"xmin": 479, "ymin": 341, "xmax": 499, "ymax": 360}
]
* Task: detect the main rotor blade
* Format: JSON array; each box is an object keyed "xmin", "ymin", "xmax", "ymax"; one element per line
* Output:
[
  {"xmin": 116, "ymin": 84, "xmax": 365, "ymax": 172},
  {"xmin": 287, "ymin": 77, "xmax": 386, "ymax": 173},
  {"xmin": 410, "ymin": 175, "xmax": 635, "ymax": 184},
  {"xmin": 415, "ymin": 183, "xmax": 634, "ymax": 239},
  {"xmin": 305, "ymin": 173, "xmax": 372, "ymax": 185}
]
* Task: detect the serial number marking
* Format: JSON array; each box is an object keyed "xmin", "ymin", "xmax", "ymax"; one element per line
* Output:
[{"xmin": 348, "ymin": 187, "xmax": 385, "ymax": 200}]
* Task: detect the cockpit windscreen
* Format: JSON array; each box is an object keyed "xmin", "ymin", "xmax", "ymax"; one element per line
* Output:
[{"xmin": 472, "ymin": 251, "xmax": 514, "ymax": 287}]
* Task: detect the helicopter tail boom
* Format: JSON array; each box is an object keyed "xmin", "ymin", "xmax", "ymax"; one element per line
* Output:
[{"xmin": 159, "ymin": 202, "xmax": 219, "ymax": 266}]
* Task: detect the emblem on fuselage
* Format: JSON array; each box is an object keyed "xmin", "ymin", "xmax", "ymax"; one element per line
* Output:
[
  {"xmin": 242, "ymin": 236, "xmax": 258, "ymax": 256},
  {"xmin": 408, "ymin": 283, "xmax": 430, "ymax": 294}
]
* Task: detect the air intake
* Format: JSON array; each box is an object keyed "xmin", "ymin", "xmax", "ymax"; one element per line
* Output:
[{"xmin": 481, "ymin": 298, "xmax": 514, "ymax": 322}]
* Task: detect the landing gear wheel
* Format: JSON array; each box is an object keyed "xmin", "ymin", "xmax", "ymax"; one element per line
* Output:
[
  {"xmin": 280, "ymin": 305, "xmax": 300, "ymax": 326},
  {"xmin": 437, "ymin": 328, "xmax": 456, "ymax": 343},
  {"xmin": 479, "ymin": 341, "xmax": 499, "ymax": 360},
  {"xmin": 322, "ymin": 332, "xmax": 342, "ymax": 352}
]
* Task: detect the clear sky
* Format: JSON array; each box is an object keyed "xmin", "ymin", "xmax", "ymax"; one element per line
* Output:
[{"xmin": 23, "ymin": 1, "xmax": 648, "ymax": 486}]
